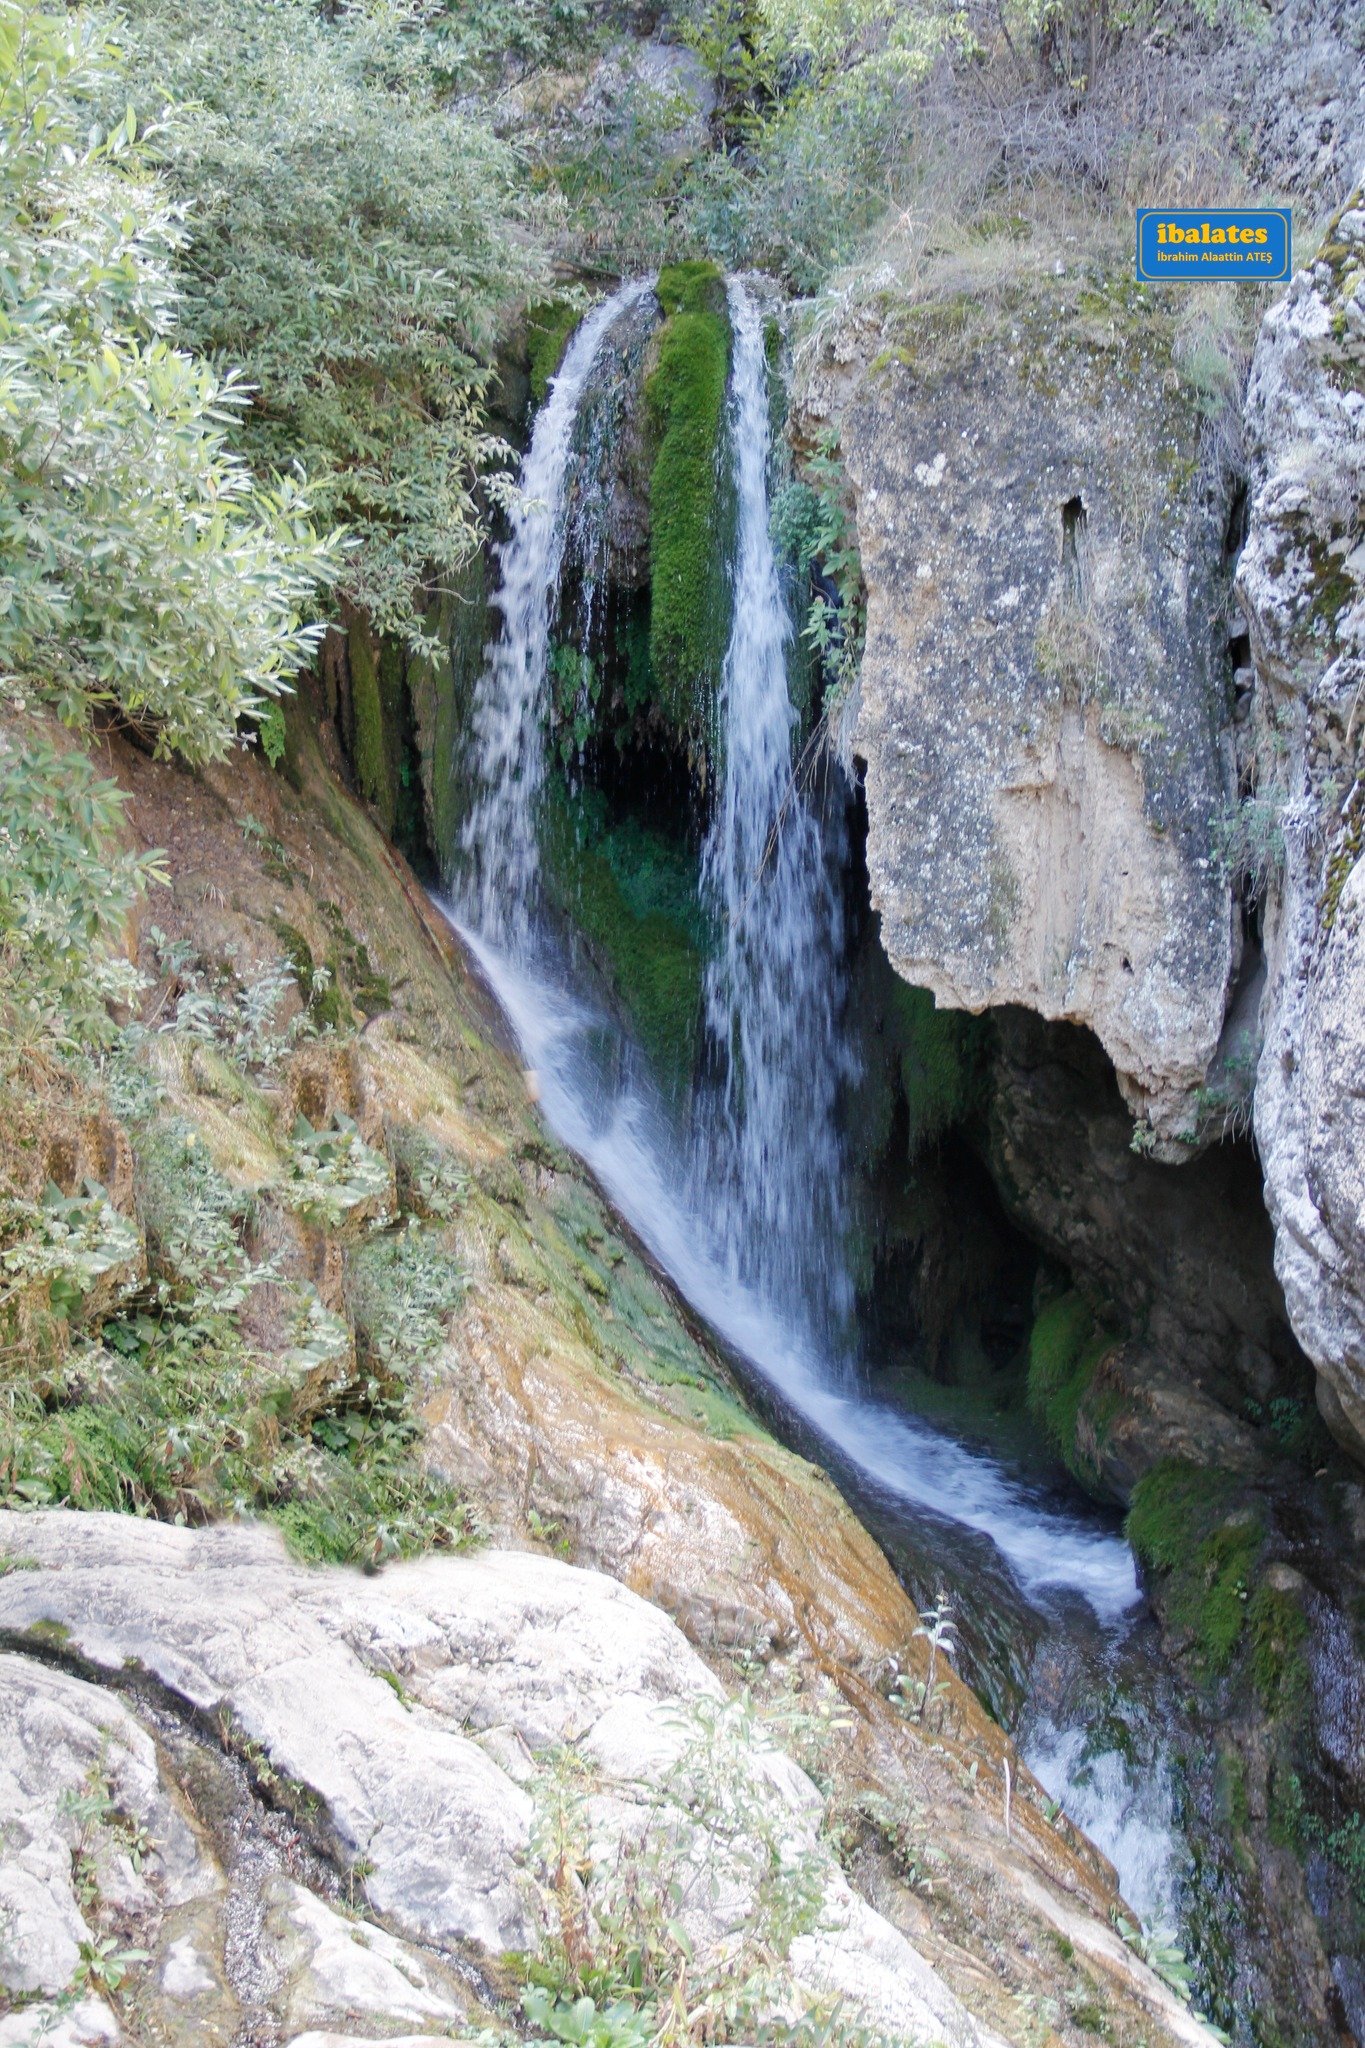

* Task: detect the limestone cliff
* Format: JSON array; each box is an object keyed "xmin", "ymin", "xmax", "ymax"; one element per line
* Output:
[
  {"xmin": 1239, "ymin": 180, "xmax": 1365, "ymax": 1459},
  {"xmin": 801, "ymin": 246, "xmax": 1243, "ymax": 1155}
]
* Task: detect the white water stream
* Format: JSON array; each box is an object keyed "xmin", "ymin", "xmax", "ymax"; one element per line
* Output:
[
  {"xmin": 690, "ymin": 284, "xmax": 851, "ymax": 1342},
  {"xmin": 460, "ymin": 279, "xmax": 656, "ymax": 943},
  {"xmin": 446, "ymin": 274, "xmax": 1181, "ymax": 1931}
]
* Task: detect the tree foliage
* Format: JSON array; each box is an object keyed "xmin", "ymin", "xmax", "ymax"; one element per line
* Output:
[
  {"xmin": 109, "ymin": 0, "xmax": 549, "ymax": 637},
  {"xmin": 0, "ymin": 0, "xmax": 338, "ymax": 757},
  {"xmin": 0, "ymin": 0, "xmax": 339, "ymax": 1055}
]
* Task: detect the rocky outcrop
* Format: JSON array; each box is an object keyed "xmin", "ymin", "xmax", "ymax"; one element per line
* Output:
[
  {"xmin": 807, "ymin": 254, "xmax": 1241, "ymax": 1153},
  {"xmin": 0, "ymin": 1511, "xmax": 1215, "ymax": 2048},
  {"xmin": 0, "ymin": 1513, "xmax": 991, "ymax": 2046},
  {"xmin": 1240, "ymin": 181, "xmax": 1365, "ymax": 1459},
  {"xmin": 0, "ymin": 696, "xmax": 1218, "ymax": 2048}
]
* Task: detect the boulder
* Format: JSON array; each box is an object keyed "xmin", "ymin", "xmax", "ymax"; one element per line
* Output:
[{"xmin": 0, "ymin": 1511, "xmax": 1009, "ymax": 2048}]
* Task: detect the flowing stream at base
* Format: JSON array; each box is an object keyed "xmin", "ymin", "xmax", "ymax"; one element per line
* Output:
[{"xmin": 445, "ymin": 275, "xmax": 1187, "ymax": 1936}]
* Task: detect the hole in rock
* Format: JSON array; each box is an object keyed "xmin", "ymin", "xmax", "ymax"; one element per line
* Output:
[{"xmin": 1061, "ymin": 494, "xmax": 1088, "ymax": 602}]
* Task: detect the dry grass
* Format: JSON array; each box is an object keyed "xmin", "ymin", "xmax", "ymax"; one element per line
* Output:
[{"xmin": 792, "ymin": 0, "xmax": 1339, "ymax": 389}]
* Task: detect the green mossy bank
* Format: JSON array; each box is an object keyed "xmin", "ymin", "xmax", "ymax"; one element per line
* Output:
[{"xmin": 646, "ymin": 262, "xmax": 734, "ymax": 748}]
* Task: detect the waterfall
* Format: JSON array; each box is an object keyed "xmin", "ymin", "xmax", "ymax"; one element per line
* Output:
[
  {"xmin": 459, "ymin": 278, "xmax": 654, "ymax": 945},
  {"xmin": 693, "ymin": 281, "xmax": 851, "ymax": 1342},
  {"xmin": 445, "ymin": 271, "xmax": 1191, "ymax": 1960},
  {"xmin": 445, "ymin": 273, "xmax": 1139, "ymax": 1623}
]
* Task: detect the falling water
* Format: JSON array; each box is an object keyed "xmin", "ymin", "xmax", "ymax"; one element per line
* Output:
[
  {"xmin": 449, "ymin": 273, "xmax": 1139, "ymax": 1621},
  {"xmin": 447, "ymin": 274, "xmax": 1186, "ymax": 1937},
  {"xmin": 459, "ymin": 278, "xmax": 654, "ymax": 945},
  {"xmin": 692, "ymin": 281, "xmax": 851, "ymax": 1341}
]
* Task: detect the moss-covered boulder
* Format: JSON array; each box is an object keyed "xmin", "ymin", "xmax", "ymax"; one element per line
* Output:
[
  {"xmin": 541, "ymin": 784, "xmax": 708, "ymax": 1096},
  {"xmin": 646, "ymin": 261, "xmax": 734, "ymax": 748},
  {"xmin": 526, "ymin": 295, "xmax": 581, "ymax": 405}
]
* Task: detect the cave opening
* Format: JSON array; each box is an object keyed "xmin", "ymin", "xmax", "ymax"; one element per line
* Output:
[{"xmin": 838, "ymin": 761, "xmax": 1318, "ymax": 1505}]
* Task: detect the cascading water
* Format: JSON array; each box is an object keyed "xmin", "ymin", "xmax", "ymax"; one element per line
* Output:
[
  {"xmin": 459, "ymin": 279, "xmax": 654, "ymax": 945},
  {"xmin": 692, "ymin": 282, "xmax": 851, "ymax": 1342},
  {"xmin": 446, "ymin": 272, "xmax": 1185, "ymax": 1939}
]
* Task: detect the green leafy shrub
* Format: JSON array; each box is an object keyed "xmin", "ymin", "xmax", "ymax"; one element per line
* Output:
[
  {"xmin": 135, "ymin": 1121, "xmax": 260, "ymax": 1312},
  {"xmin": 112, "ymin": 0, "xmax": 541, "ymax": 638},
  {"xmin": 146, "ymin": 935, "xmax": 311, "ymax": 1075},
  {"xmin": 345, "ymin": 1221, "xmax": 466, "ymax": 1376},
  {"xmin": 770, "ymin": 431, "xmax": 864, "ymax": 718},
  {"xmin": 532, "ymin": 2, "xmax": 962, "ymax": 291},
  {"xmin": 281, "ymin": 1115, "xmax": 393, "ymax": 1232},
  {"xmin": 1, "ymin": 1182, "xmax": 140, "ymax": 1322},
  {"xmin": 0, "ymin": 0, "xmax": 337, "ymax": 756},
  {"xmin": 1, "ymin": 1291, "xmax": 475, "ymax": 1565},
  {"xmin": 389, "ymin": 1124, "xmax": 470, "ymax": 1222},
  {"xmin": 646, "ymin": 263, "xmax": 733, "ymax": 742},
  {"xmin": 0, "ymin": 0, "xmax": 338, "ymax": 1066},
  {"xmin": 0, "ymin": 729, "xmax": 167, "ymax": 1058}
]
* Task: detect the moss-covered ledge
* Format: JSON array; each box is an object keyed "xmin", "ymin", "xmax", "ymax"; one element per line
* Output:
[{"xmin": 646, "ymin": 261, "xmax": 734, "ymax": 752}]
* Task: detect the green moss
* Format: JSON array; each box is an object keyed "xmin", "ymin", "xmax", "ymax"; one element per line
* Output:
[
  {"xmin": 1026, "ymin": 1291, "xmax": 1111, "ymax": 1479},
  {"xmin": 1248, "ymin": 1581, "xmax": 1310, "ymax": 1717},
  {"xmin": 655, "ymin": 261, "xmax": 726, "ymax": 320},
  {"xmin": 526, "ymin": 298, "xmax": 580, "ymax": 405},
  {"xmin": 271, "ymin": 920, "xmax": 349, "ymax": 1032},
  {"xmin": 1322, "ymin": 790, "xmax": 1363, "ymax": 932},
  {"xmin": 346, "ymin": 622, "xmax": 426, "ymax": 862},
  {"xmin": 1214, "ymin": 1741, "xmax": 1250, "ymax": 1836},
  {"xmin": 646, "ymin": 262, "xmax": 732, "ymax": 742},
  {"xmin": 318, "ymin": 902, "xmax": 390, "ymax": 1018},
  {"xmin": 888, "ymin": 982, "xmax": 983, "ymax": 1153},
  {"xmin": 407, "ymin": 560, "xmax": 488, "ymax": 877},
  {"xmin": 541, "ymin": 787, "xmax": 707, "ymax": 1096},
  {"xmin": 1126, "ymin": 1462, "xmax": 1263, "ymax": 1674}
]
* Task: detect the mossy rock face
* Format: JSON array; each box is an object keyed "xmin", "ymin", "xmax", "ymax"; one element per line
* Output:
[
  {"xmin": 526, "ymin": 296, "xmax": 580, "ymax": 406},
  {"xmin": 541, "ymin": 785, "xmax": 707, "ymax": 1096},
  {"xmin": 348, "ymin": 618, "xmax": 393, "ymax": 831},
  {"xmin": 342, "ymin": 614, "xmax": 437, "ymax": 873},
  {"xmin": 1026, "ymin": 1290, "xmax": 1114, "ymax": 1491},
  {"xmin": 405, "ymin": 560, "xmax": 491, "ymax": 880},
  {"xmin": 889, "ymin": 980, "xmax": 985, "ymax": 1154},
  {"xmin": 1126, "ymin": 1460, "xmax": 1264, "ymax": 1674},
  {"xmin": 646, "ymin": 261, "xmax": 734, "ymax": 749}
]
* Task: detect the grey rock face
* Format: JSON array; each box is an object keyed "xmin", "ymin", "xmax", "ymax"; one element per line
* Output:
[
  {"xmin": 985, "ymin": 1008, "xmax": 1305, "ymax": 1495},
  {"xmin": 1240, "ymin": 179, "xmax": 1365, "ymax": 1458},
  {"xmin": 1233, "ymin": 0, "xmax": 1365, "ymax": 208},
  {"xmin": 0, "ymin": 1652, "xmax": 215, "ymax": 1997},
  {"xmin": 0, "ymin": 1512, "xmax": 1010, "ymax": 2048},
  {"xmin": 826, "ymin": 273, "xmax": 1239, "ymax": 1153}
]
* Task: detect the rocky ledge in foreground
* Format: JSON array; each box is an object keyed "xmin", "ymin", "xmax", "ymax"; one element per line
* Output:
[{"xmin": 0, "ymin": 1511, "xmax": 1213, "ymax": 2048}]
